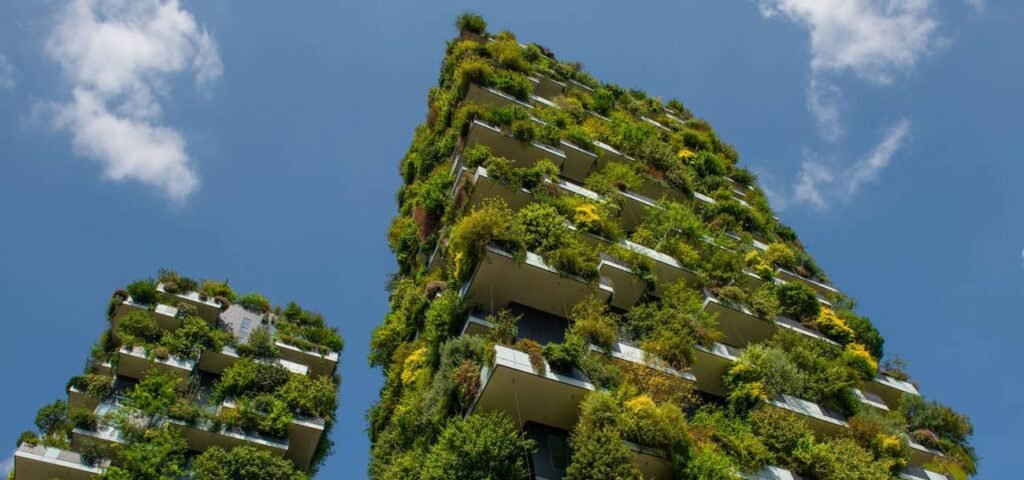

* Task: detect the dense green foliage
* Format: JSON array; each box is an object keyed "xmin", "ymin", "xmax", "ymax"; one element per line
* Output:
[
  {"xmin": 371, "ymin": 12, "xmax": 975, "ymax": 480},
  {"xmin": 13, "ymin": 270, "xmax": 342, "ymax": 479}
]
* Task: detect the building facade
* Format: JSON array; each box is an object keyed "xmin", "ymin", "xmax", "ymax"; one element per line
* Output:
[
  {"xmin": 12, "ymin": 270, "xmax": 342, "ymax": 479},
  {"xmin": 370, "ymin": 14, "xmax": 975, "ymax": 480}
]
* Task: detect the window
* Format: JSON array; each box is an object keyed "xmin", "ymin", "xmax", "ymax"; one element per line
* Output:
[{"xmin": 548, "ymin": 433, "xmax": 569, "ymax": 471}]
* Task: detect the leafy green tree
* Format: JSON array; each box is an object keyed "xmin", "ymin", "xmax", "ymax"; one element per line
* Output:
[
  {"xmin": 420, "ymin": 413, "xmax": 534, "ymax": 480},
  {"xmin": 99, "ymin": 427, "xmax": 187, "ymax": 480},
  {"xmin": 565, "ymin": 393, "xmax": 641, "ymax": 480},
  {"xmin": 193, "ymin": 446, "xmax": 307, "ymax": 480}
]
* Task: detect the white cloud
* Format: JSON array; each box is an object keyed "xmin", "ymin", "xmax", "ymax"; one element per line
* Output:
[
  {"xmin": 772, "ymin": 118, "xmax": 911, "ymax": 210},
  {"xmin": 0, "ymin": 54, "xmax": 15, "ymax": 90},
  {"xmin": 757, "ymin": 0, "xmax": 940, "ymax": 139},
  {"xmin": 965, "ymin": 0, "xmax": 984, "ymax": 13},
  {"xmin": 44, "ymin": 0, "xmax": 221, "ymax": 203}
]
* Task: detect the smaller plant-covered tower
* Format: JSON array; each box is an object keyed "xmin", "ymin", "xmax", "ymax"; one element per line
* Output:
[
  {"xmin": 369, "ymin": 13, "xmax": 976, "ymax": 480},
  {"xmin": 11, "ymin": 270, "xmax": 343, "ymax": 480}
]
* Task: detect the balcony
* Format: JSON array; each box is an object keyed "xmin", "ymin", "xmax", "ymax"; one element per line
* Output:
[
  {"xmin": 112, "ymin": 299, "xmax": 182, "ymax": 331},
  {"xmin": 901, "ymin": 465, "xmax": 953, "ymax": 480},
  {"xmin": 618, "ymin": 190, "xmax": 660, "ymax": 232},
  {"xmin": 462, "ymin": 120, "xmax": 567, "ymax": 172},
  {"xmin": 556, "ymin": 140, "xmax": 599, "ymax": 184},
  {"xmin": 641, "ymin": 116, "xmax": 672, "ymax": 133},
  {"xmin": 774, "ymin": 269, "xmax": 837, "ymax": 299},
  {"xmin": 692, "ymin": 342, "xmax": 742, "ymax": 398},
  {"xmin": 274, "ymin": 341, "xmax": 339, "ymax": 378},
  {"xmin": 865, "ymin": 374, "xmax": 920, "ymax": 408},
  {"xmin": 468, "ymin": 344, "xmax": 594, "ymax": 431},
  {"xmin": 768, "ymin": 393, "xmax": 848, "ymax": 437},
  {"xmin": 68, "ymin": 386, "xmax": 101, "ymax": 412},
  {"xmin": 220, "ymin": 399, "xmax": 326, "ymax": 470},
  {"xmin": 465, "ymin": 83, "xmax": 534, "ymax": 111},
  {"xmin": 703, "ymin": 293, "xmax": 840, "ymax": 349},
  {"xmin": 454, "ymin": 166, "xmax": 534, "ymax": 212},
  {"xmin": 461, "ymin": 245, "xmax": 613, "ymax": 319},
  {"xmin": 462, "ymin": 312, "xmax": 695, "ymax": 396},
  {"xmin": 71, "ymin": 423, "xmax": 126, "ymax": 459},
  {"xmin": 116, "ymin": 345, "xmax": 195, "ymax": 386},
  {"xmin": 14, "ymin": 443, "xmax": 108, "ymax": 480},
  {"xmin": 166, "ymin": 416, "xmax": 289, "ymax": 458},
  {"xmin": 624, "ymin": 440, "xmax": 672, "ymax": 480},
  {"xmin": 528, "ymin": 74, "xmax": 566, "ymax": 100},
  {"xmin": 853, "ymin": 388, "xmax": 890, "ymax": 411},
  {"xmin": 702, "ymin": 295, "xmax": 775, "ymax": 347},
  {"xmin": 740, "ymin": 465, "xmax": 804, "ymax": 480},
  {"xmin": 907, "ymin": 439, "xmax": 944, "ymax": 468},
  {"xmin": 197, "ymin": 346, "xmax": 309, "ymax": 377},
  {"xmin": 599, "ymin": 254, "xmax": 645, "ymax": 311},
  {"xmin": 156, "ymin": 283, "xmax": 222, "ymax": 323}
]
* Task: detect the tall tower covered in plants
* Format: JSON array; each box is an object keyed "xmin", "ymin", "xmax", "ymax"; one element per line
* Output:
[
  {"xmin": 370, "ymin": 13, "xmax": 975, "ymax": 480},
  {"xmin": 11, "ymin": 270, "xmax": 343, "ymax": 480}
]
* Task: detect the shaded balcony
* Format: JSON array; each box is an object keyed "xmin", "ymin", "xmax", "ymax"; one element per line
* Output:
[
  {"xmin": 461, "ymin": 245, "xmax": 613, "ymax": 319},
  {"xmin": 14, "ymin": 443, "xmax": 108, "ymax": 480},
  {"xmin": 116, "ymin": 346, "xmax": 195, "ymax": 387}
]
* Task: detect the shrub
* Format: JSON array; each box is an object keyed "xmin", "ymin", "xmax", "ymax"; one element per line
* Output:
[
  {"xmin": 509, "ymin": 118, "xmax": 536, "ymax": 142},
  {"xmin": 793, "ymin": 437, "xmax": 894, "ymax": 480},
  {"xmin": 126, "ymin": 279, "xmax": 158, "ymax": 306},
  {"xmin": 455, "ymin": 12, "xmax": 487, "ymax": 35},
  {"xmin": 689, "ymin": 406, "xmax": 771, "ymax": 472},
  {"xmin": 624, "ymin": 281, "xmax": 719, "ymax": 370},
  {"xmin": 542, "ymin": 334, "xmax": 586, "ymax": 373},
  {"xmin": 814, "ymin": 307, "xmax": 856, "ymax": 344},
  {"xmin": 215, "ymin": 359, "xmax": 290, "ymax": 401},
  {"xmin": 683, "ymin": 445, "xmax": 736, "ymax": 480},
  {"xmin": 774, "ymin": 282, "xmax": 820, "ymax": 322},
  {"xmin": 278, "ymin": 374, "xmax": 338, "ymax": 419},
  {"xmin": 67, "ymin": 374, "xmax": 114, "ymax": 399},
  {"xmin": 565, "ymin": 393, "xmax": 641, "ymax": 480},
  {"xmin": 117, "ymin": 310, "xmax": 162, "ymax": 346},
  {"xmin": 201, "ymin": 280, "xmax": 237, "ymax": 303},
  {"xmin": 124, "ymin": 371, "xmax": 178, "ymax": 417},
  {"xmin": 420, "ymin": 413, "xmax": 534, "ymax": 480},
  {"xmin": 748, "ymin": 285, "xmax": 780, "ymax": 320},
  {"xmin": 98, "ymin": 427, "xmax": 187, "ymax": 480},
  {"xmin": 486, "ymin": 309, "xmax": 521, "ymax": 344},
  {"xmin": 163, "ymin": 316, "xmax": 231, "ymax": 359},
  {"xmin": 193, "ymin": 446, "xmax": 306, "ymax": 480},
  {"xmin": 17, "ymin": 430, "xmax": 40, "ymax": 447},
  {"xmin": 748, "ymin": 406, "xmax": 814, "ymax": 468},
  {"xmin": 68, "ymin": 407, "xmax": 97, "ymax": 431},
  {"xmin": 487, "ymin": 32, "xmax": 530, "ymax": 72},
  {"xmin": 235, "ymin": 395, "xmax": 293, "ymax": 437},
  {"xmin": 842, "ymin": 343, "xmax": 878, "ymax": 379},
  {"xmin": 238, "ymin": 293, "xmax": 271, "ymax": 313},
  {"xmin": 569, "ymin": 296, "xmax": 619, "ymax": 349},
  {"xmin": 513, "ymin": 338, "xmax": 547, "ymax": 375},
  {"xmin": 237, "ymin": 326, "xmax": 280, "ymax": 358},
  {"xmin": 448, "ymin": 200, "xmax": 525, "ymax": 282}
]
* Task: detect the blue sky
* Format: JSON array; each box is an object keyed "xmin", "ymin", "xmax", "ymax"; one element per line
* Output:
[{"xmin": 0, "ymin": 0, "xmax": 1019, "ymax": 478}]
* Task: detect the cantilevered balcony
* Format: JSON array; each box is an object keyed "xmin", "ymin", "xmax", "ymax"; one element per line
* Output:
[
  {"xmin": 220, "ymin": 399, "xmax": 326, "ymax": 470},
  {"xmin": 68, "ymin": 385, "xmax": 103, "ymax": 412},
  {"xmin": 768, "ymin": 393, "xmax": 848, "ymax": 437},
  {"xmin": 462, "ymin": 120, "xmax": 566, "ymax": 172},
  {"xmin": 166, "ymin": 415, "xmax": 289, "ymax": 458},
  {"xmin": 274, "ymin": 341, "xmax": 339, "ymax": 378},
  {"xmin": 702, "ymin": 295, "xmax": 775, "ymax": 347},
  {"xmin": 465, "ymin": 83, "xmax": 534, "ymax": 110},
  {"xmin": 901, "ymin": 465, "xmax": 953, "ymax": 480},
  {"xmin": 702, "ymin": 294, "xmax": 839, "ymax": 349},
  {"xmin": 907, "ymin": 439, "xmax": 945, "ymax": 468},
  {"xmin": 599, "ymin": 254, "xmax": 646, "ymax": 311},
  {"xmin": 197, "ymin": 346, "xmax": 309, "ymax": 377},
  {"xmin": 469, "ymin": 344, "xmax": 593, "ymax": 431},
  {"xmin": 461, "ymin": 245, "xmax": 613, "ymax": 319},
  {"xmin": 116, "ymin": 345, "xmax": 195, "ymax": 386},
  {"xmin": 865, "ymin": 373, "xmax": 920, "ymax": 409},
  {"xmin": 528, "ymin": 74, "xmax": 566, "ymax": 100},
  {"xmin": 524, "ymin": 422, "xmax": 672, "ymax": 480},
  {"xmin": 462, "ymin": 311, "xmax": 696, "ymax": 397},
  {"xmin": 618, "ymin": 190, "xmax": 660, "ymax": 232},
  {"xmin": 853, "ymin": 388, "xmax": 890, "ymax": 411},
  {"xmin": 455, "ymin": 166, "xmax": 534, "ymax": 212},
  {"xmin": 71, "ymin": 423, "xmax": 126, "ymax": 459},
  {"xmin": 14, "ymin": 443, "xmax": 108, "ymax": 480},
  {"xmin": 774, "ymin": 269, "xmax": 838, "ymax": 299},
  {"xmin": 112, "ymin": 299, "xmax": 182, "ymax": 331},
  {"xmin": 692, "ymin": 342, "xmax": 742, "ymax": 398},
  {"xmin": 156, "ymin": 283, "xmax": 222, "ymax": 323}
]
